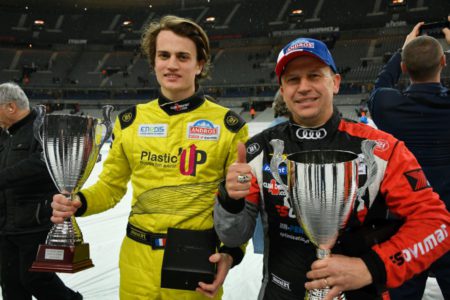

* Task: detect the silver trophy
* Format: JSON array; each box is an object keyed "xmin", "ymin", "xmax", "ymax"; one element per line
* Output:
[
  {"xmin": 30, "ymin": 105, "xmax": 113, "ymax": 273},
  {"xmin": 270, "ymin": 139, "xmax": 377, "ymax": 300}
]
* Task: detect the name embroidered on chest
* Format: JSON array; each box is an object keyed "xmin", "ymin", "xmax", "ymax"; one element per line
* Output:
[
  {"xmin": 187, "ymin": 120, "xmax": 220, "ymax": 141},
  {"xmin": 138, "ymin": 124, "xmax": 168, "ymax": 137}
]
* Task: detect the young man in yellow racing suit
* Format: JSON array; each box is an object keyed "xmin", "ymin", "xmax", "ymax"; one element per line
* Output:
[{"xmin": 51, "ymin": 15, "xmax": 248, "ymax": 299}]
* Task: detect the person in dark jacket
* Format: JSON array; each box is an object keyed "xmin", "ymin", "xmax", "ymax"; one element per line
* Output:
[
  {"xmin": 368, "ymin": 20, "xmax": 450, "ymax": 300},
  {"xmin": 0, "ymin": 82, "xmax": 81, "ymax": 299}
]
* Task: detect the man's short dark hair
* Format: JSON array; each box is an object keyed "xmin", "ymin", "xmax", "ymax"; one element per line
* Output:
[{"xmin": 402, "ymin": 36, "xmax": 443, "ymax": 81}]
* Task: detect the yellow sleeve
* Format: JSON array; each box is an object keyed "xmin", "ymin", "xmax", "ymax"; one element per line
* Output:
[
  {"xmin": 220, "ymin": 122, "xmax": 249, "ymax": 265},
  {"xmin": 224, "ymin": 124, "xmax": 249, "ymax": 173},
  {"xmin": 80, "ymin": 117, "xmax": 132, "ymax": 216}
]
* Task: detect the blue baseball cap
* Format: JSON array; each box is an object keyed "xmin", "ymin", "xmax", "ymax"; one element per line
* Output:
[{"xmin": 275, "ymin": 37, "xmax": 337, "ymax": 82}]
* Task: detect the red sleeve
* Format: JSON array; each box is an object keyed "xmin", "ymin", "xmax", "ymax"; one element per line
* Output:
[{"xmin": 372, "ymin": 141, "xmax": 450, "ymax": 288}]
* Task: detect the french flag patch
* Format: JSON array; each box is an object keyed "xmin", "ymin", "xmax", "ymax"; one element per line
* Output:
[{"xmin": 155, "ymin": 238, "xmax": 166, "ymax": 247}]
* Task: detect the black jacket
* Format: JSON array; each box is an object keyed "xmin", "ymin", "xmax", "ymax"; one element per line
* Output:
[{"xmin": 0, "ymin": 108, "xmax": 57, "ymax": 235}]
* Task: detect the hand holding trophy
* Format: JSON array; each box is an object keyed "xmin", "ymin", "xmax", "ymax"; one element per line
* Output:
[
  {"xmin": 270, "ymin": 139, "xmax": 377, "ymax": 300},
  {"xmin": 30, "ymin": 105, "xmax": 113, "ymax": 273}
]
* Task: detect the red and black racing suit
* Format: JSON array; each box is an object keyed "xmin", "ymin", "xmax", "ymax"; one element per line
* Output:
[{"xmin": 214, "ymin": 109, "xmax": 450, "ymax": 300}]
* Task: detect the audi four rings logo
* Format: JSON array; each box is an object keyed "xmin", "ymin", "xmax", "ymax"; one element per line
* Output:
[{"xmin": 295, "ymin": 128, "xmax": 327, "ymax": 140}]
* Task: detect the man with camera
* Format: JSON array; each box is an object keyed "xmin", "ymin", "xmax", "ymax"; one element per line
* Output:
[{"xmin": 369, "ymin": 18, "xmax": 450, "ymax": 300}]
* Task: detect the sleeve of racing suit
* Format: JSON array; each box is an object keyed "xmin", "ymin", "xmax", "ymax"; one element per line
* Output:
[
  {"xmin": 368, "ymin": 140, "xmax": 450, "ymax": 289},
  {"xmin": 224, "ymin": 122, "xmax": 249, "ymax": 173},
  {"xmin": 77, "ymin": 117, "xmax": 132, "ymax": 216},
  {"xmin": 216, "ymin": 123, "xmax": 250, "ymax": 266},
  {"xmin": 215, "ymin": 136, "xmax": 262, "ymax": 249},
  {"xmin": 215, "ymin": 178, "xmax": 260, "ymax": 248}
]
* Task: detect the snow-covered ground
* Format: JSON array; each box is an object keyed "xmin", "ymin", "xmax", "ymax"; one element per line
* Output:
[{"xmin": 2, "ymin": 122, "xmax": 443, "ymax": 299}]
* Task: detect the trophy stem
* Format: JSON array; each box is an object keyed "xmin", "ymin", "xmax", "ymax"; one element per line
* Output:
[
  {"xmin": 306, "ymin": 248, "xmax": 346, "ymax": 300},
  {"xmin": 316, "ymin": 248, "xmax": 331, "ymax": 259},
  {"xmin": 45, "ymin": 216, "xmax": 83, "ymax": 246},
  {"xmin": 46, "ymin": 195, "xmax": 83, "ymax": 246}
]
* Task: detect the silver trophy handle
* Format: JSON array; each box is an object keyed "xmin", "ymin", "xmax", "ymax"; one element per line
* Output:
[
  {"xmin": 269, "ymin": 139, "xmax": 289, "ymax": 195},
  {"xmin": 33, "ymin": 104, "xmax": 46, "ymax": 148},
  {"xmin": 98, "ymin": 105, "xmax": 114, "ymax": 148},
  {"xmin": 357, "ymin": 140, "xmax": 378, "ymax": 203}
]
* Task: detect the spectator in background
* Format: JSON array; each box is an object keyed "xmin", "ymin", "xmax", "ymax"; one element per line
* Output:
[
  {"xmin": 250, "ymin": 106, "xmax": 256, "ymax": 119},
  {"xmin": 252, "ymin": 89, "xmax": 291, "ymax": 254},
  {"xmin": 369, "ymin": 19, "xmax": 450, "ymax": 300},
  {"xmin": 0, "ymin": 82, "xmax": 81, "ymax": 300},
  {"xmin": 356, "ymin": 99, "xmax": 377, "ymax": 128},
  {"xmin": 50, "ymin": 15, "xmax": 248, "ymax": 300},
  {"xmin": 270, "ymin": 89, "xmax": 291, "ymax": 127},
  {"xmin": 358, "ymin": 110, "xmax": 377, "ymax": 128}
]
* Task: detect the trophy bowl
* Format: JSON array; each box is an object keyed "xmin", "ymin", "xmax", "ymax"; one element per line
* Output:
[
  {"xmin": 30, "ymin": 105, "xmax": 113, "ymax": 273},
  {"xmin": 270, "ymin": 139, "xmax": 377, "ymax": 300}
]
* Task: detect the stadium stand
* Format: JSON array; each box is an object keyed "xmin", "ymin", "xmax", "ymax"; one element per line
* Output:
[{"xmin": 0, "ymin": 0, "xmax": 449, "ymax": 120}]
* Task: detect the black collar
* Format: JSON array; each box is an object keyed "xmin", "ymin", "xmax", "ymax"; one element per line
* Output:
[
  {"xmin": 7, "ymin": 109, "xmax": 34, "ymax": 135},
  {"xmin": 158, "ymin": 90, "xmax": 205, "ymax": 115},
  {"xmin": 289, "ymin": 108, "xmax": 341, "ymax": 142}
]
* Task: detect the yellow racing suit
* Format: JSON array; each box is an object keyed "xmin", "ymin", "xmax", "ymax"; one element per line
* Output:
[{"xmin": 75, "ymin": 91, "xmax": 248, "ymax": 299}]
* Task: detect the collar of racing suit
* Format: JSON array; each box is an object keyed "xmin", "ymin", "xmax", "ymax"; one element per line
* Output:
[
  {"xmin": 288, "ymin": 106, "xmax": 341, "ymax": 143},
  {"xmin": 157, "ymin": 89, "xmax": 205, "ymax": 115}
]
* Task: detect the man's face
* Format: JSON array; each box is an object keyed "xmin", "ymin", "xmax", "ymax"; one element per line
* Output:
[
  {"xmin": 280, "ymin": 56, "xmax": 340, "ymax": 127},
  {"xmin": 154, "ymin": 30, "xmax": 204, "ymax": 102},
  {"xmin": 0, "ymin": 102, "xmax": 13, "ymax": 128}
]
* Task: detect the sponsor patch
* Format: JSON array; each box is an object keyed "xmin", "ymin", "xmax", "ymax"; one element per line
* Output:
[
  {"xmin": 390, "ymin": 224, "xmax": 448, "ymax": 266},
  {"xmin": 170, "ymin": 102, "xmax": 190, "ymax": 112},
  {"xmin": 271, "ymin": 273, "xmax": 291, "ymax": 291},
  {"xmin": 375, "ymin": 139, "xmax": 389, "ymax": 152},
  {"xmin": 187, "ymin": 120, "xmax": 220, "ymax": 141},
  {"xmin": 225, "ymin": 114, "xmax": 239, "ymax": 127},
  {"xmin": 295, "ymin": 128, "xmax": 327, "ymax": 140},
  {"xmin": 263, "ymin": 163, "xmax": 287, "ymax": 175},
  {"xmin": 224, "ymin": 110, "xmax": 245, "ymax": 133},
  {"xmin": 138, "ymin": 124, "xmax": 168, "ymax": 137},
  {"xmin": 287, "ymin": 41, "xmax": 314, "ymax": 53},
  {"xmin": 122, "ymin": 112, "xmax": 133, "ymax": 123},
  {"xmin": 119, "ymin": 106, "xmax": 136, "ymax": 129},
  {"xmin": 247, "ymin": 143, "xmax": 260, "ymax": 155},
  {"xmin": 404, "ymin": 169, "xmax": 431, "ymax": 191}
]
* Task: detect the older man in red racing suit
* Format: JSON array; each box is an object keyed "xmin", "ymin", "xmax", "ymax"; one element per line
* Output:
[{"xmin": 214, "ymin": 37, "xmax": 450, "ymax": 300}]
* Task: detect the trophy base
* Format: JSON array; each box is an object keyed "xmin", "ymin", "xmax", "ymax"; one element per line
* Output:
[{"xmin": 29, "ymin": 243, "xmax": 94, "ymax": 273}]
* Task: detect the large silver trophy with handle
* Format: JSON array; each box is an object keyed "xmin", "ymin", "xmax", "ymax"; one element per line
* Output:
[
  {"xmin": 270, "ymin": 139, "xmax": 377, "ymax": 300},
  {"xmin": 30, "ymin": 105, "xmax": 113, "ymax": 273}
]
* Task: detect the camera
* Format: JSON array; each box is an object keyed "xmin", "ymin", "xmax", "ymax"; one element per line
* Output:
[{"xmin": 419, "ymin": 20, "xmax": 450, "ymax": 38}]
